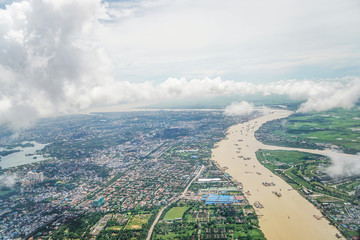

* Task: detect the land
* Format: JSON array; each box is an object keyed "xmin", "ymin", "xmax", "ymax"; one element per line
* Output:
[
  {"xmin": 212, "ymin": 109, "xmax": 344, "ymax": 240},
  {"xmin": 256, "ymin": 150, "xmax": 360, "ymax": 238},
  {"xmin": 0, "ymin": 142, "xmax": 35, "ymax": 149},
  {"xmin": 254, "ymin": 107, "xmax": 360, "ymax": 239},
  {"xmin": 0, "ymin": 110, "xmax": 263, "ymax": 239},
  {"xmin": 152, "ymin": 162, "xmax": 264, "ymax": 240},
  {"xmin": 152, "ymin": 201, "xmax": 264, "ymax": 240},
  {"xmin": 256, "ymin": 108, "xmax": 360, "ymax": 154},
  {"xmin": 144, "ymin": 94, "xmax": 302, "ymax": 111},
  {"xmin": 126, "ymin": 214, "xmax": 151, "ymax": 230},
  {"xmin": 163, "ymin": 206, "xmax": 189, "ymax": 221},
  {"xmin": 0, "ymin": 107, "xmax": 359, "ymax": 239},
  {"xmin": 0, "ymin": 149, "xmax": 21, "ymax": 157}
]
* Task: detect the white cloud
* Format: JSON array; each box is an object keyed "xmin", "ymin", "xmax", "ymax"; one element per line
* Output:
[
  {"xmin": 0, "ymin": 0, "xmax": 360, "ymax": 129},
  {"xmin": 325, "ymin": 151, "xmax": 360, "ymax": 178},
  {"xmin": 0, "ymin": 0, "xmax": 112, "ymax": 128},
  {"xmin": 297, "ymin": 81, "xmax": 360, "ymax": 112},
  {"xmin": 223, "ymin": 101, "xmax": 272, "ymax": 116},
  {"xmin": 100, "ymin": 0, "xmax": 360, "ymax": 81},
  {"xmin": 224, "ymin": 101, "xmax": 255, "ymax": 116},
  {"xmin": 0, "ymin": 174, "xmax": 18, "ymax": 188}
]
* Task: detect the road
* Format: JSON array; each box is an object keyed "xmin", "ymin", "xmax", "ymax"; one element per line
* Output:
[{"xmin": 146, "ymin": 165, "xmax": 204, "ymax": 240}]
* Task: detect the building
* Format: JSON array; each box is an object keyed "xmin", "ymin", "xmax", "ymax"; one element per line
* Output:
[
  {"xmin": 26, "ymin": 171, "xmax": 45, "ymax": 183},
  {"xmin": 198, "ymin": 178, "xmax": 221, "ymax": 183},
  {"xmin": 203, "ymin": 194, "xmax": 235, "ymax": 204},
  {"xmin": 93, "ymin": 196, "xmax": 105, "ymax": 207}
]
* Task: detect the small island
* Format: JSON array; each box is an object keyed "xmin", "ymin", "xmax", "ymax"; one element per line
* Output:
[
  {"xmin": 0, "ymin": 149, "xmax": 21, "ymax": 157},
  {"xmin": 2, "ymin": 142, "xmax": 35, "ymax": 150}
]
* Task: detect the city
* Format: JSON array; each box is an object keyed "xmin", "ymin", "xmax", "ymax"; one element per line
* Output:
[
  {"xmin": 1, "ymin": 0, "xmax": 360, "ymax": 239},
  {"xmin": 0, "ymin": 110, "xmax": 259, "ymax": 239}
]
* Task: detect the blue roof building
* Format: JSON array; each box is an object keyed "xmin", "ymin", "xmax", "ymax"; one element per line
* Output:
[{"xmin": 203, "ymin": 194, "xmax": 234, "ymax": 204}]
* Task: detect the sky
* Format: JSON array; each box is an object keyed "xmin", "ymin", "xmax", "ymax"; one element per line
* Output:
[
  {"xmin": 0, "ymin": 0, "xmax": 360, "ymax": 129},
  {"xmin": 102, "ymin": 0, "xmax": 360, "ymax": 82}
]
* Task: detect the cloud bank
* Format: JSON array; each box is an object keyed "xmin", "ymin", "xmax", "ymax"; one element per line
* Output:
[
  {"xmin": 0, "ymin": 174, "xmax": 18, "ymax": 188},
  {"xmin": 325, "ymin": 151, "xmax": 360, "ymax": 178},
  {"xmin": 0, "ymin": 0, "xmax": 360, "ymax": 129},
  {"xmin": 0, "ymin": 0, "xmax": 112, "ymax": 128},
  {"xmin": 224, "ymin": 101, "xmax": 255, "ymax": 116},
  {"xmin": 102, "ymin": 0, "xmax": 360, "ymax": 82}
]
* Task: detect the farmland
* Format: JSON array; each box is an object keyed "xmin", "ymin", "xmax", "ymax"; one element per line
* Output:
[{"xmin": 256, "ymin": 108, "xmax": 360, "ymax": 154}]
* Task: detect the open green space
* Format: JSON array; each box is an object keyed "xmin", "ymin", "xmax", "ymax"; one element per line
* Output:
[
  {"xmin": 153, "ymin": 201, "xmax": 265, "ymax": 240},
  {"xmin": 256, "ymin": 108, "xmax": 360, "ymax": 154},
  {"xmin": 256, "ymin": 150, "xmax": 354, "ymax": 200},
  {"xmin": 315, "ymin": 195, "xmax": 342, "ymax": 203},
  {"xmin": 125, "ymin": 214, "xmax": 151, "ymax": 230},
  {"xmin": 0, "ymin": 189, "xmax": 16, "ymax": 196},
  {"xmin": 256, "ymin": 149, "xmax": 324, "ymax": 172},
  {"xmin": 107, "ymin": 226, "xmax": 123, "ymax": 231},
  {"xmin": 336, "ymin": 179, "xmax": 360, "ymax": 192},
  {"xmin": 91, "ymin": 211, "xmax": 157, "ymax": 239},
  {"xmin": 163, "ymin": 206, "xmax": 189, "ymax": 220},
  {"xmin": 50, "ymin": 212, "xmax": 103, "ymax": 239}
]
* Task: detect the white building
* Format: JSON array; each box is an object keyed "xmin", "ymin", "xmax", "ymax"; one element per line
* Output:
[{"xmin": 27, "ymin": 171, "xmax": 45, "ymax": 182}]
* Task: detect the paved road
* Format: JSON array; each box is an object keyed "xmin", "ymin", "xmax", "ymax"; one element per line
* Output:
[{"xmin": 146, "ymin": 165, "xmax": 204, "ymax": 240}]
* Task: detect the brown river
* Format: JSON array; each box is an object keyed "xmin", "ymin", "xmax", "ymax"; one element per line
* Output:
[{"xmin": 212, "ymin": 109, "xmax": 344, "ymax": 240}]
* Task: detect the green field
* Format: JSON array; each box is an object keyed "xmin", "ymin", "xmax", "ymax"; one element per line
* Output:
[
  {"xmin": 256, "ymin": 149, "xmax": 324, "ymax": 172},
  {"xmin": 163, "ymin": 206, "xmax": 189, "ymax": 220},
  {"xmin": 154, "ymin": 202, "xmax": 265, "ymax": 240},
  {"xmin": 125, "ymin": 214, "xmax": 151, "ymax": 230},
  {"xmin": 256, "ymin": 108, "xmax": 360, "ymax": 154},
  {"xmin": 256, "ymin": 150, "xmax": 352, "ymax": 199}
]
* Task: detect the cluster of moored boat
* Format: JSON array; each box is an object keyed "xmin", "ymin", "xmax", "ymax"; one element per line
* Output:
[
  {"xmin": 254, "ymin": 201, "xmax": 264, "ymax": 208},
  {"xmin": 272, "ymin": 191, "xmax": 282, "ymax": 197},
  {"xmin": 262, "ymin": 182, "xmax": 275, "ymax": 187}
]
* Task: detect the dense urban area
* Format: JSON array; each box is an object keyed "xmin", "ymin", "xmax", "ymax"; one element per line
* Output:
[
  {"xmin": 0, "ymin": 110, "xmax": 265, "ymax": 239},
  {"xmin": 0, "ymin": 108, "xmax": 359, "ymax": 239}
]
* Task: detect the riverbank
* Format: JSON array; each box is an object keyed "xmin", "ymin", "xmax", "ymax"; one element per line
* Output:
[
  {"xmin": 212, "ymin": 109, "xmax": 343, "ymax": 240},
  {"xmin": 0, "ymin": 141, "xmax": 48, "ymax": 169}
]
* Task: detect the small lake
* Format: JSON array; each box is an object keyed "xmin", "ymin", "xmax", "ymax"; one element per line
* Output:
[{"xmin": 0, "ymin": 141, "xmax": 48, "ymax": 169}]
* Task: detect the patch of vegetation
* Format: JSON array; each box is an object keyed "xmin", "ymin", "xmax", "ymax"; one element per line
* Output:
[
  {"xmin": 153, "ymin": 201, "xmax": 265, "ymax": 240},
  {"xmin": 163, "ymin": 206, "xmax": 189, "ymax": 220},
  {"xmin": 95, "ymin": 212, "xmax": 155, "ymax": 240},
  {"xmin": 50, "ymin": 212, "xmax": 103, "ymax": 239},
  {"xmin": 256, "ymin": 108, "xmax": 360, "ymax": 154},
  {"xmin": 0, "ymin": 188, "xmax": 16, "ymax": 196},
  {"xmin": 1, "ymin": 142, "xmax": 35, "ymax": 149},
  {"xmin": 125, "ymin": 214, "xmax": 151, "ymax": 230},
  {"xmin": 0, "ymin": 149, "xmax": 21, "ymax": 156}
]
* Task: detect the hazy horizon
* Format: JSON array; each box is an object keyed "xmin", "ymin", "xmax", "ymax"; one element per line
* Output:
[{"xmin": 1, "ymin": 0, "xmax": 360, "ymax": 129}]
